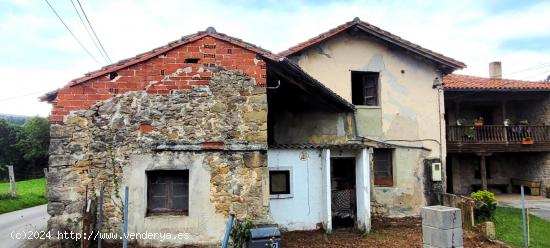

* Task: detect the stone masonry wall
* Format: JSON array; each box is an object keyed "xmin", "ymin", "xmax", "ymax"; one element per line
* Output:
[{"xmin": 47, "ymin": 69, "xmax": 269, "ymax": 245}]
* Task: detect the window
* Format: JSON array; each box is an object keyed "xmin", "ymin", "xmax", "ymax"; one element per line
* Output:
[
  {"xmin": 352, "ymin": 71, "xmax": 379, "ymax": 106},
  {"xmin": 269, "ymin": 168, "xmax": 292, "ymax": 198},
  {"xmin": 373, "ymin": 149, "xmax": 393, "ymax": 186},
  {"xmin": 147, "ymin": 170, "xmax": 189, "ymax": 215}
]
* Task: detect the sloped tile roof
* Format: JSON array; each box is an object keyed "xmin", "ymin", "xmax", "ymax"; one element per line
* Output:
[
  {"xmin": 280, "ymin": 17, "xmax": 466, "ymax": 70},
  {"xmin": 443, "ymin": 74, "xmax": 550, "ymax": 91},
  {"xmin": 39, "ymin": 27, "xmax": 356, "ymax": 111},
  {"xmin": 68, "ymin": 28, "xmax": 282, "ymax": 87}
]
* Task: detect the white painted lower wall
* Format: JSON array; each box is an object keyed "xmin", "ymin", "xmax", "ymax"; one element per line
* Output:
[
  {"xmin": 268, "ymin": 149, "xmax": 324, "ymax": 231},
  {"xmin": 268, "ymin": 148, "xmax": 371, "ymax": 233}
]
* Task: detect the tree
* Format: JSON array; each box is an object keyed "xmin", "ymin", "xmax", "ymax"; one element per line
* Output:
[
  {"xmin": 0, "ymin": 119, "xmax": 21, "ymax": 166},
  {"xmin": 15, "ymin": 117, "xmax": 50, "ymax": 170}
]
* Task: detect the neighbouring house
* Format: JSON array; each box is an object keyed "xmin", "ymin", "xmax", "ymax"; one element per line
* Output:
[
  {"xmin": 444, "ymin": 62, "xmax": 550, "ymax": 197},
  {"xmin": 41, "ymin": 27, "xmax": 371, "ymax": 246},
  {"xmin": 280, "ymin": 17, "xmax": 465, "ymax": 217}
]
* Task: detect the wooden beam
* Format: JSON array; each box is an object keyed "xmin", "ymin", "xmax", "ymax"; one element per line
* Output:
[{"xmin": 480, "ymin": 155, "xmax": 488, "ymax": 191}]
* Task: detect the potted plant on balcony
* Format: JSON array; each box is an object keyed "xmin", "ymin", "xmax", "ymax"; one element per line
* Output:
[
  {"xmin": 473, "ymin": 117, "xmax": 484, "ymax": 127},
  {"xmin": 522, "ymin": 137, "xmax": 534, "ymax": 145},
  {"xmin": 456, "ymin": 118, "xmax": 467, "ymax": 126},
  {"xmin": 464, "ymin": 127, "xmax": 476, "ymax": 139}
]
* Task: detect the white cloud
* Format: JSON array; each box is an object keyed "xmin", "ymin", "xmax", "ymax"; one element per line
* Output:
[{"xmin": 1, "ymin": 0, "xmax": 550, "ymax": 116}]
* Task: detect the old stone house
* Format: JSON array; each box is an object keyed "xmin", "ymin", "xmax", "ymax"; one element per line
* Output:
[
  {"xmin": 41, "ymin": 18, "xmax": 468, "ymax": 246},
  {"xmin": 280, "ymin": 18, "xmax": 465, "ymax": 217},
  {"xmin": 444, "ymin": 62, "xmax": 550, "ymax": 197},
  {"xmin": 41, "ymin": 27, "xmax": 369, "ymax": 246}
]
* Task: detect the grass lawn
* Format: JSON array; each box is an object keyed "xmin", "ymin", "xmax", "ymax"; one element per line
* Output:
[
  {"xmin": 0, "ymin": 178, "xmax": 47, "ymax": 214},
  {"xmin": 494, "ymin": 207, "xmax": 550, "ymax": 248}
]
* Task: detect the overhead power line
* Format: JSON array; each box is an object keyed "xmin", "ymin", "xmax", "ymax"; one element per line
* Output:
[
  {"xmin": 44, "ymin": 0, "xmax": 100, "ymax": 64},
  {"xmin": 503, "ymin": 61, "xmax": 550, "ymax": 76},
  {"xmin": 76, "ymin": 0, "xmax": 112, "ymax": 63},
  {"xmin": 70, "ymin": 0, "xmax": 109, "ymax": 63}
]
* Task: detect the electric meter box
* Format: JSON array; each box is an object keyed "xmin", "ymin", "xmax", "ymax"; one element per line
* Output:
[{"xmin": 431, "ymin": 162, "xmax": 442, "ymax": 181}]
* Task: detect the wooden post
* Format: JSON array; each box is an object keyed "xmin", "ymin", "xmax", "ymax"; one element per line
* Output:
[
  {"xmin": 480, "ymin": 155, "xmax": 488, "ymax": 191},
  {"xmin": 97, "ymin": 183, "xmax": 104, "ymax": 248},
  {"xmin": 8, "ymin": 165, "xmax": 16, "ymax": 197},
  {"xmin": 122, "ymin": 186, "xmax": 129, "ymax": 248},
  {"xmin": 82, "ymin": 186, "xmax": 89, "ymax": 248}
]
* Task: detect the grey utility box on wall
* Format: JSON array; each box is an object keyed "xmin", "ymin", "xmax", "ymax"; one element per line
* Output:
[{"xmin": 247, "ymin": 225, "xmax": 281, "ymax": 248}]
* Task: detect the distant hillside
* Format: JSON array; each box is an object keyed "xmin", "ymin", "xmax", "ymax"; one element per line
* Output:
[{"xmin": 0, "ymin": 114, "xmax": 28, "ymax": 125}]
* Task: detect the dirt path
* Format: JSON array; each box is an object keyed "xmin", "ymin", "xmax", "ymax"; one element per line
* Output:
[{"xmin": 282, "ymin": 217, "xmax": 506, "ymax": 248}]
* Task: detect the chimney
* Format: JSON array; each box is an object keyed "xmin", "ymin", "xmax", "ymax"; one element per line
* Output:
[{"xmin": 489, "ymin": 61, "xmax": 502, "ymax": 79}]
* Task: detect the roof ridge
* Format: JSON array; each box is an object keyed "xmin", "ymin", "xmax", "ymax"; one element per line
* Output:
[
  {"xmin": 443, "ymin": 73, "xmax": 550, "ymax": 91},
  {"xmin": 446, "ymin": 73, "xmax": 548, "ymax": 83},
  {"xmin": 279, "ymin": 18, "xmax": 465, "ymax": 70}
]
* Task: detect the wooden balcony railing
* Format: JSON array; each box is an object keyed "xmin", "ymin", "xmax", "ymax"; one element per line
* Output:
[{"xmin": 447, "ymin": 125, "xmax": 550, "ymax": 144}]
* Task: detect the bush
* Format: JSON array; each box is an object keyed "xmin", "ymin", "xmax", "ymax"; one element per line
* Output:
[
  {"xmin": 471, "ymin": 190, "xmax": 497, "ymax": 222},
  {"xmin": 230, "ymin": 218, "xmax": 253, "ymax": 248}
]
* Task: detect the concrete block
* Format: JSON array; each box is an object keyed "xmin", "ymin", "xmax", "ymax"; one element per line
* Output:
[
  {"xmin": 422, "ymin": 225, "xmax": 463, "ymax": 248},
  {"xmin": 422, "ymin": 205, "xmax": 462, "ymax": 229}
]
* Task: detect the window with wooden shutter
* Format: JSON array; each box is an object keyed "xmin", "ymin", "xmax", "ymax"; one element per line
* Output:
[
  {"xmin": 147, "ymin": 170, "xmax": 189, "ymax": 215},
  {"xmin": 373, "ymin": 149, "xmax": 393, "ymax": 186},
  {"xmin": 352, "ymin": 71, "xmax": 379, "ymax": 106}
]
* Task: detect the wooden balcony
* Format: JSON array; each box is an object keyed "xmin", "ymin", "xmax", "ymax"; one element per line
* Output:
[{"xmin": 447, "ymin": 125, "xmax": 550, "ymax": 153}]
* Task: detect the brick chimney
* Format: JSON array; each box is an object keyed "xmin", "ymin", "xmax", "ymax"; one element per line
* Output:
[{"xmin": 489, "ymin": 61, "xmax": 502, "ymax": 79}]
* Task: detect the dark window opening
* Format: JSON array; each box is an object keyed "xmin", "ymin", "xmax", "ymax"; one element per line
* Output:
[
  {"xmin": 227, "ymin": 48, "xmax": 232, "ymax": 54},
  {"xmin": 352, "ymin": 71, "xmax": 379, "ymax": 106},
  {"xmin": 269, "ymin": 170, "xmax": 290, "ymax": 195},
  {"xmin": 374, "ymin": 149, "xmax": 393, "ymax": 186},
  {"xmin": 108, "ymin": 72, "xmax": 118, "ymax": 80},
  {"xmin": 185, "ymin": 58, "xmax": 200, "ymax": 63},
  {"xmin": 203, "ymin": 44, "xmax": 216, "ymax": 49},
  {"xmin": 147, "ymin": 170, "xmax": 189, "ymax": 215},
  {"xmin": 160, "ymin": 69, "xmax": 165, "ymax": 76},
  {"xmin": 203, "ymin": 54, "xmax": 215, "ymax": 58},
  {"xmin": 108, "ymin": 88, "xmax": 119, "ymax": 94}
]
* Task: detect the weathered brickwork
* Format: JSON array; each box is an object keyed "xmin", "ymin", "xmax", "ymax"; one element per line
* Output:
[
  {"xmin": 51, "ymin": 36, "xmax": 266, "ymax": 124},
  {"xmin": 47, "ymin": 67, "xmax": 269, "ymax": 245}
]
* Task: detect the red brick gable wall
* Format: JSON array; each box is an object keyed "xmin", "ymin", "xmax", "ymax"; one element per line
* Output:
[{"xmin": 51, "ymin": 36, "xmax": 267, "ymax": 124}]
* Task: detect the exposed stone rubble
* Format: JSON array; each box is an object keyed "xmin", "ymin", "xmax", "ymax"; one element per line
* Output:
[{"xmin": 47, "ymin": 69, "xmax": 269, "ymax": 239}]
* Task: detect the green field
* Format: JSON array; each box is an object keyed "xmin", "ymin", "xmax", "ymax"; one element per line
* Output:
[
  {"xmin": 494, "ymin": 207, "xmax": 550, "ymax": 248},
  {"xmin": 0, "ymin": 178, "xmax": 47, "ymax": 214}
]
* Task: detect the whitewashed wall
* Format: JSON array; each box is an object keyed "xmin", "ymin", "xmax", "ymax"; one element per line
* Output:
[{"xmin": 268, "ymin": 149, "xmax": 324, "ymax": 231}]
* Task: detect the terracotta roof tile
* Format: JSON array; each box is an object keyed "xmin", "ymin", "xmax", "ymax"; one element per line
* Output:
[
  {"xmin": 443, "ymin": 74, "xmax": 550, "ymax": 91},
  {"xmin": 280, "ymin": 17, "xmax": 465, "ymax": 70}
]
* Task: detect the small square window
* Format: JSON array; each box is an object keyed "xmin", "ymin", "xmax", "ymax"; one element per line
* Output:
[
  {"xmin": 147, "ymin": 170, "xmax": 189, "ymax": 216},
  {"xmin": 270, "ymin": 171, "xmax": 290, "ymax": 194},
  {"xmin": 269, "ymin": 168, "xmax": 292, "ymax": 198}
]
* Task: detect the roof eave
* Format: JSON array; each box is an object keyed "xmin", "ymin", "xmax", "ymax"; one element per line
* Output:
[{"xmin": 444, "ymin": 88, "xmax": 550, "ymax": 92}]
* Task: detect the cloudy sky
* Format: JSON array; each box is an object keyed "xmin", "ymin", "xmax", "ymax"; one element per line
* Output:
[{"xmin": 1, "ymin": 0, "xmax": 550, "ymax": 117}]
